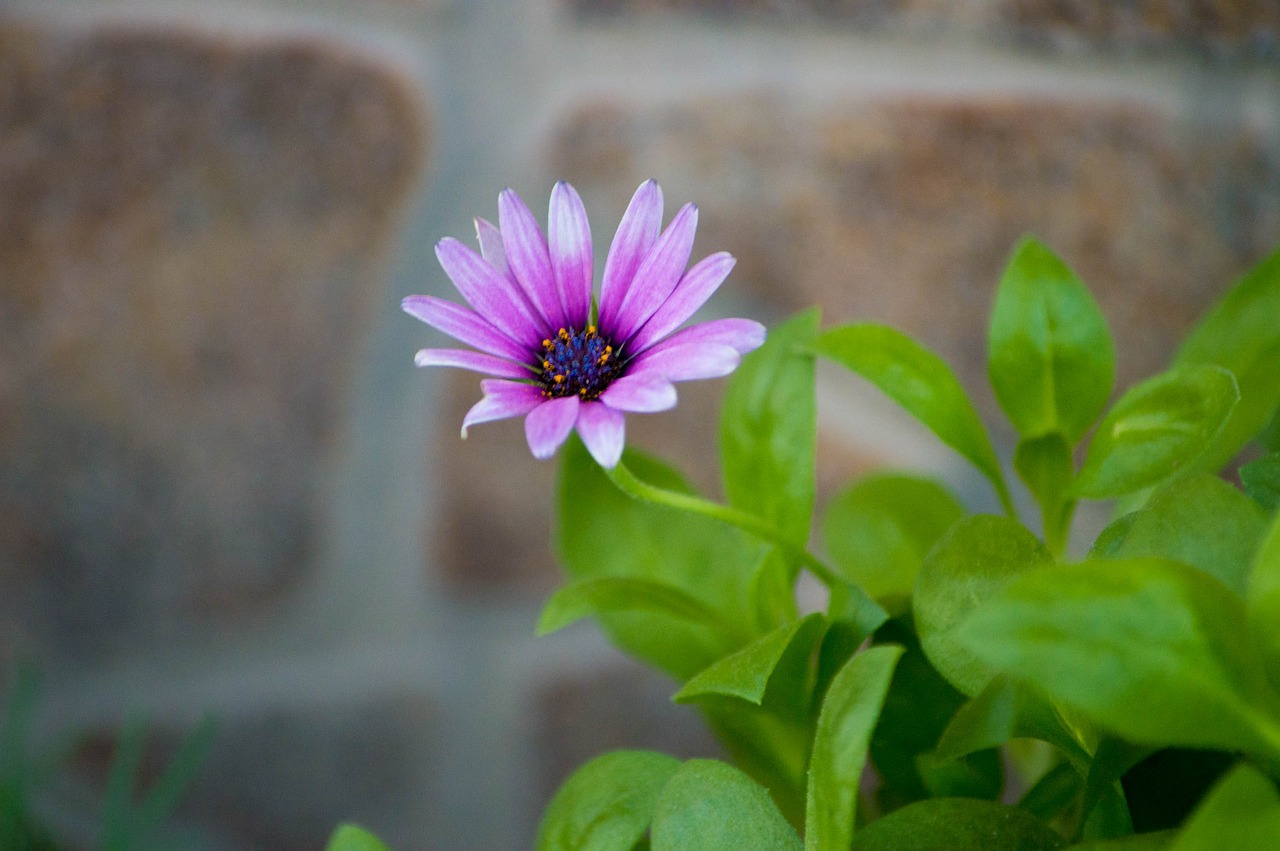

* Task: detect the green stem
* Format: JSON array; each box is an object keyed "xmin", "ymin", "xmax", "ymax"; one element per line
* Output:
[
  {"xmin": 1043, "ymin": 499, "xmax": 1076, "ymax": 561},
  {"xmin": 605, "ymin": 461, "xmax": 842, "ymax": 589}
]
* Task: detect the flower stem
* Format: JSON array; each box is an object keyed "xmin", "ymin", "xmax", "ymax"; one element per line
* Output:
[{"xmin": 605, "ymin": 461, "xmax": 843, "ymax": 589}]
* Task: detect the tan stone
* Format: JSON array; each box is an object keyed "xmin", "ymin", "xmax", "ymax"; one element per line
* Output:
[{"xmin": 0, "ymin": 22, "xmax": 427, "ymax": 662}]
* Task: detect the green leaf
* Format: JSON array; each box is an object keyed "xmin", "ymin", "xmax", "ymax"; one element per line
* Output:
[
  {"xmin": 720, "ymin": 309, "xmax": 818, "ymax": 546},
  {"xmin": 957, "ymin": 557, "xmax": 1280, "ymax": 762},
  {"xmin": 805, "ymin": 645, "xmax": 904, "ymax": 851},
  {"xmin": 914, "ymin": 516, "xmax": 1053, "ymax": 697},
  {"xmin": 1069, "ymin": 832, "xmax": 1177, "ymax": 850},
  {"xmin": 1080, "ymin": 738, "xmax": 1153, "ymax": 836},
  {"xmin": 133, "ymin": 715, "xmax": 217, "ymax": 840},
  {"xmin": 821, "ymin": 474, "xmax": 964, "ymax": 613},
  {"xmin": 1248, "ymin": 510, "xmax": 1280, "ymax": 685},
  {"xmin": 1014, "ymin": 432, "xmax": 1076, "ymax": 556},
  {"xmin": 674, "ymin": 614, "xmax": 826, "ymax": 712},
  {"xmin": 556, "ymin": 438, "xmax": 763, "ymax": 679},
  {"xmin": 1096, "ymin": 474, "xmax": 1267, "ymax": 596},
  {"xmin": 536, "ymin": 750, "xmax": 681, "ymax": 851},
  {"xmin": 988, "ymin": 236, "xmax": 1115, "ymax": 442},
  {"xmin": 1073, "ymin": 365, "xmax": 1239, "ymax": 499},
  {"xmin": 1174, "ymin": 248, "xmax": 1280, "ymax": 475},
  {"xmin": 849, "ymin": 798, "xmax": 1066, "ymax": 850},
  {"xmin": 326, "ymin": 824, "xmax": 392, "ymax": 851},
  {"xmin": 1170, "ymin": 763, "xmax": 1280, "ymax": 850},
  {"xmin": 651, "ymin": 759, "xmax": 801, "ymax": 850},
  {"xmin": 816, "ymin": 323, "xmax": 1011, "ymax": 511},
  {"xmin": 536, "ymin": 578, "xmax": 738, "ymax": 641},
  {"xmin": 1241, "ymin": 453, "xmax": 1280, "ymax": 511},
  {"xmin": 1017, "ymin": 761, "xmax": 1082, "ymax": 822},
  {"xmin": 748, "ymin": 550, "xmax": 800, "ymax": 634}
]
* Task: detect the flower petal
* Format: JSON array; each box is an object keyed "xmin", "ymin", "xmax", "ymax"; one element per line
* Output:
[
  {"xmin": 576, "ymin": 401, "xmax": 625, "ymax": 468},
  {"xmin": 414, "ymin": 348, "xmax": 532, "ymax": 379},
  {"xmin": 525, "ymin": 394, "xmax": 580, "ymax": 459},
  {"xmin": 599, "ymin": 180, "xmax": 663, "ymax": 331},
  {"xmin": 500, "ymin": 188, "xmax": 565, "ymax": 331},
  {"xmin": 461, "ymin": 379, "xmax": 544, "ymax": 437},
  {"xmin": 436, "ymin": 238, "xmax": 543, "ymax": 345},
  {"xmin": 474, "ymin": 217, "xmax": 510, "ymax": 276},
  {"xmin": 642, "ymin": 317, "xmax": 767, "ymax": 356},
  {"xmin": 599, "ymin": 374, "xmax": 677, "ymax": 413},
  {"xmin": 628, "ymin": 342, "xmax": 740, "ymax": 382},
  {"xmin": 549, "ymin": 181, "xmax": 594, "ymax": 327},
  {"xmin": 609, "ymin": 203, "xmax": 698, "ymax": 344},
  {"xmin": 401, "ymin": 295, "xmax": 529, "ymax": 362},
  {"xmin": 627, "ymin": 252, "xmax": 736, "ymax": 354}
]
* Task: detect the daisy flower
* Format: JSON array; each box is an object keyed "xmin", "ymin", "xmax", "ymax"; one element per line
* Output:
[{"xmin": 403, "ymin": 179, "xmax": 766, "ymax": 468}]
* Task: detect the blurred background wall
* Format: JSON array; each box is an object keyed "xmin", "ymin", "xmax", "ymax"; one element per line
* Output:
[{"xmin": 1, "ymin": 0, "xmax": 1278, "ymax": 847}]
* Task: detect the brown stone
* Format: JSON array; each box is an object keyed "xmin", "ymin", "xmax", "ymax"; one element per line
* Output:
[{"xmin": 0, "ymin": 22, "xmax": 428, "ymax": 664}]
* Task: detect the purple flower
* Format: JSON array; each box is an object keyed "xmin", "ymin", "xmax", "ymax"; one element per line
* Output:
[{"xmin": 403, "ymin": 180, "xmax": 766, "ymax": 468}]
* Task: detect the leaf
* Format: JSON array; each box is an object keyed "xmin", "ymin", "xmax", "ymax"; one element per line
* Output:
[
  {"xmin": 816, "ymin": 323, "xmax": 1011, "ymax": 510},
  {"xmin": 132, "ymin": 715, "xmax": 217, "ymax": 840},
  {"xmin": 1240, "ymin": 453, "xmax": 1280, "ymax": 511},
  {"xmin": 957, "ymin": 557, "xmax": 1280, "ymax": 762},
  {"xmin": 1073, "ymin": 365, "xmax": 1239, "ymax": 499},
  {"xmin": 1248, "ymin": 510, "xmax": 1280, "ymax": 685},
  {"xmin": 556, "ymin": 438, "xmax": 763, "ymax": 679},
  {"xmin": 1096, "ymin": 474, "xmax": 1267, "ymax": 596},
  {"xmin": 1170, "ymin": 763, "xmax": 1280, "ymax": 851},
  {"xmin": 326, "ymin": 824, "xmax": 392, "ymax": 851},
  {"xmin": 720, "ymin": 309, "xmax": 818, "ymax": 546},
  {"xmin": 651, "ymin": 759, "xmax": 801, "ymax": 850},
  {"xmin": 1069, "ymin": 832, "xmax": 1177, "ymax": 849},
  {"xmin": 849, "ymin": 798, "xmax": 1066, "ymax": 850},
  {"xmin": 674, "ymin": 614, "xmax": 826, "ymax": 714},
  {"xmin": 821, "ymin": 474, "xmax": 964, "ymax": 613},
  {"xmin": 536, "ymin": 577, "xmax": 737, "ymax": 641},
  {"xmin": 988, "ymin": 236, "xmax": 1115, "ymax": 442},
  {"xmin": 914, "ymin": 516, "xmax": 1053, "ymax": 697},
  {"xmin": 805, "ymin": 645, "xmax": 904, "ymax": 851},
  {"xmin": 1174, "ymin": 248, "xmax": 1280, "ymax": 475},
  {"xmin": 748, "ymin": 550, "xmax": 801, "ymax": 634},
  {"xmin": 1017, "ymin": 761, "xmax": 1082, "ymax": 822},
  {"xmin": 536, "ymin": 750, "xmax": 681, "ymax": 851},
  {"xmin": 1080, "ymin": 738, "xmax": 1153, "ymax": 835}
]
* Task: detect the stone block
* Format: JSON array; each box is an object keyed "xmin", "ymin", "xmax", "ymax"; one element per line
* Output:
[{"xmin": 0, "ymin": 21, "xmax": 428, "ymax": 665}]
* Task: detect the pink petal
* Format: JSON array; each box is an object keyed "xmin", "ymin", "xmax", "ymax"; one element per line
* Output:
[
  {"xmin": 599, "ymin": 180, "xmax": 663, "ymax": 332},
  {"xmin": 599, "ymin": 374, "xmax": 677, "ymax": 413},
  {"xmin": 500, "ymin": 188, "xmax": 565, "ymax": 331},
  {"xmin": 609, "ymin": 203, "xmax": 698, "ymax": 344},
  {"xmin": 576, "ymin": 401, "xmax": 625, "ymax": 469},
  {"xmin": 549, "ymin": 181, "xmax": 594, "ymax": 327},
  {"xmin": 525, "ymin": 395, "xmax": 580, "ymax": 459},
  {"xmin": 627, "ymin": 252, "xmax": 736, "ymax": 354},
  {"xmin": 401, "ymin": 295, "xmax": 529, "ymax": 362},
  {"xmin": 413, "ymin": 348, "xmax": 532, "ymax": 379},
  {"xmin": 628, "ymin": 342, "xmax": 740, "ymax": 382},
  {"xmin": 461, "ymin": 379, "xmax": 544, "ymax": 437},
  {"xmin": 474, "ymin": 217, "xmax": 509, "ymax": 276},
  {"xmin": 435, "ymin": 238, "xmax": 543, "ymax": 346},
  {"xmin": 643, "ymin": 317, "xmax": 767, "ymax": 356}
]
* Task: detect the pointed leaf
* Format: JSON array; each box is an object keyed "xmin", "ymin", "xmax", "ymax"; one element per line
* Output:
[
  {"xmin": 1073, "ymin": 365, "xmax": 1239, "ymax": 499},
  {"xmin": 326, "ymin": 824, "xmax": 392, "ymax": 851},
  {"xmin": 651, "ymin": 759, "xmax": 801, "ymax": 850},
  {"xmin": 536, "ymin": 750, "xmax": 681, "ymax": 851},
  {"xmin": 1170, "ymin": 763, "xmax": 1280, "ymax": 851},
  {"xmin": 720, "ymin": 310, "xmax": 818, "ymax": 546},
  {"xmin": 988, "ymin": 236, "xmax": 1115, "ymax": 442},
  {"xmin": 537, "ymin": 577, "xmax": 738, "ymax": 640},
  {"xmin": 674, "ymin": 614, "xmax": 826, "ymax": 710},
  {"xmin": 816, "ymin": 323, "xmax": 1010, "ymax": 510}
]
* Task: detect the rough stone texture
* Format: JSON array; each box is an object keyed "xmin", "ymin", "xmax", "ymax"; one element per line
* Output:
[
  {"xmin": 0, "ymin": 22, "xmax": 428, "ymax": 665},
  {"xmin": 548, "ymin": 96, "xmax": 1280, "ymax": 426},
  {"xmin": 530, "ymin": 657, "xmax": 723, "ymax": 834}
]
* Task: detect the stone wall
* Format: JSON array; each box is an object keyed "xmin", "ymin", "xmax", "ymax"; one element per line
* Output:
[{"xmin": 2, "ymin": 0, "xmax": 1277, "ymax": 848}]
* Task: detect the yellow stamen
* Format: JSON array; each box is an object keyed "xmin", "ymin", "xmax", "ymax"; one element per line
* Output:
[
  {"xmin": 554, "ymin": 374, "xmax": 565, "ymax": 384},
  {"xmin": 542, "ymin": 339, "xmax": 552, "ymax": 349},
  {"xmin": 542, "ymin": 360, "xmax": 551, "ymax": 370},
  {"xmin": 587, "ymin": 325, "xmax": 597, "ymax": 336},
  {"xmin": 558, "ymin": 328, "xmax": 570, "ymax": 341}
]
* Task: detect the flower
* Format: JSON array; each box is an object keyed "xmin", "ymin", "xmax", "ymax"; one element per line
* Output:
[{"xmin": 403, "ymin": 179, "xmax": 766, "ymax": 468}]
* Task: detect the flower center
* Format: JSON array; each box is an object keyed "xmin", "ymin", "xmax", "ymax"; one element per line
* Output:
[{"xmin": 538, "ymin": 325, "xmax": 622, "ymax": 400}]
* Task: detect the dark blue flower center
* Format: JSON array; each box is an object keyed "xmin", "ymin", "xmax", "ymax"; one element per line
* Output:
[{"xmin": 538, "ymin": 326, "xmax": 622, "ymax": 400}]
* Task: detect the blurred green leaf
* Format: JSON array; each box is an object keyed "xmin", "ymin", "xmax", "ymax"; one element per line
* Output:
[
  {"xmin": 988, "ymin": 236, "xmax": 1115, "ymax": 442},
  {"xmin": 536, "ymin": 750, "xmax": 680, "ymax": 851},
  {"xmin": 325, "ymin": 823, "xmax": 392, "ymax": 851},
  {"xmin": 537, "ymin": 577, "xmax": 739, "ymax": 642},
  {"xmin": 957, "ymin": 558, "xmax": 1280, "ymax": 762},
  {"xmin": 1068, "ymin": 832, "xmax": 1176, "ymax": 849},
  {"xmin": 748, "ymin": 551, "xmax": 800, "ymax": 635},
  {"xmin": 1095, "ymin": 474, "xmax": 1266, "ymax": 596},
  {"xmin": 1247, "ymin": 510, "xmax": 1280, "ymax": 686},
  {"xmin": 1240, "ymin": 453, "xmax": 1280, "ymax": 511},
  {"xmin": 1073, "ymin": 366, "xmax": 1239, "ymax": 499},
  {"xmin": 805, "ymin": 645, "xmax": 904, "ymax": 851},
  {"xmin": 1174, "ymin": 248, "xmax": 1280, "ymax": 474},
  {"xmin": 720, "ymin": 309, "xmax": 818, "ymax": 547},
  {"xmin": 914, "ymin": 516, "xmax": 1053, "ymax": 697},
  {"xmin": 1014, "ymin": 432, "xmax": 1075, "ymax": 555},
  {"xmin": 816, "ymin": 323, "xmax": 1010, "ymax": 511},
  {"xmin": 1017, "ymin": 761, "xmax": 1082, "ymax": 823},
  {"xmin": 1080, "ymin": 738, "xmax": 1152, "ymax": 837},
  {"xmin": 557, "ymin": 438, "xmax": 762, "ymax": 679},
  {"xmin": 1170, "ymin": 763, "xmax": 1280, "ymax": 850},
  {"xmin": 651, "ymin": 759, "xmax": 801, "ymax": 850},
  {"xmin": 821, "ymin": 474, "xmax": 964, "ymax": 613},
  {"xmin": 849, "ymin": 798, "xmax": 1066, "ymax": 850}
]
